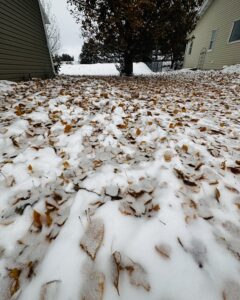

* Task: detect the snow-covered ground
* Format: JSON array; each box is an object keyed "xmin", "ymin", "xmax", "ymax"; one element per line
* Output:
[
  {"xmin": 0, "ymin": 70, "xmax": 240, "ymax": 300},
  {"xmin": 60, "ymin": 62, "xmax": 153, "ymax": 76}
]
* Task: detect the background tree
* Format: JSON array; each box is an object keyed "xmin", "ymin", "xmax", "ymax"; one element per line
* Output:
[
  {"xmin": 68, "ymin": 0, "xmax": 203, "ymax": 76},
  {"xmin": 41, "ymin": 0, "xmax": 61, "ymax": 56},
  {"xmin": 60, "ymin": 53, "xmax": 74, "ymax": 62}
]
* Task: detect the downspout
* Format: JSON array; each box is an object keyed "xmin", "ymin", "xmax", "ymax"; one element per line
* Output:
[{"xmin": 37, "ymin": 0, "xmax": 56, "ymax": 76}]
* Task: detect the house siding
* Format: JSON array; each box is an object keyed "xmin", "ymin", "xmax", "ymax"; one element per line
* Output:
[
  {"xmin": 0, "ymin": 0, "xmax": 54, "ymax": 81},
  {"xmin": 184, "ymin": 0, "xmax": 240, "ymax": 70}
]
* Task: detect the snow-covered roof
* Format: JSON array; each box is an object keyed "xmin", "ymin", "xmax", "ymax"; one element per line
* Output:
[
  {"xmin": 199, "ymin": 0, "xmax": 214, "ymax": 18},
  {"xmin": 39, "ymin": 1, "xmax": 50, "ymax": 24}
]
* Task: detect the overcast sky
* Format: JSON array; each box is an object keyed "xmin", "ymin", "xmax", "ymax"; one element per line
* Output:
[{"xmin": 51, "ymin": 0, "xmax": 83, "ymax": 60}]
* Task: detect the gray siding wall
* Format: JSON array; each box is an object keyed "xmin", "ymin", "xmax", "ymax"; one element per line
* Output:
[
  {"xmin": 0, "ymin": 0, "xmax": 54, "ymax": 81},
  {"xmin": 184, "ymin": 0, "xmax": 240, "ymax": 70}
]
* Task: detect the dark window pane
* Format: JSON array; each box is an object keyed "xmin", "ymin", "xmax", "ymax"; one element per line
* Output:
[{"xmin": 229, "ymin": 20, "xmax": 240, "ymax": 42}]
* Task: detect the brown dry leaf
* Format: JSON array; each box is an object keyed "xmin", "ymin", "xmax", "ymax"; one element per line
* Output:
[
  {"xmin": 63, "ymin": 161, "xmax": 70, "ymax": 169},
  {"xmin": 126, "ymin": 262, "xmax": 151, "ymax": 292},
  {"xmin": 80, "ymin": 218, "xmax": 104, "ymax": 260},
  {"xmin": 117, "ymin": 123, "xmax": 128, "ymax": 129},
  {"xmin": 182, "ymin": 144, "xmax": 189, "ymax": 153},
  {"xmin": 64, "ymin": 124, "xmax": 72, "ymax": 134},
  {"xmin": 155, "ymin": 244, "xmax": 171, "ymax": 260},
  {"xmin": 112, "ymin": 252, "xmax": 122, "ymax": 295},
  {"xmin": 228, "ymin": 167, "xmax": 240, "ymax": 175},
  {"xmin": 28, "ymin": 164, "xmax": 33, "ymax": 172},
  {"xmin": 40, "ymin": 280, "xmax": 61, "ymax": 300},
  {"xmin": 45, "ymin": 211, "xmax": 53, "ymax": 227},
  {"xmin": 136, "ymin": 128, "xmax": 142, "ymax": 136},
  {"xmin": 33, "ymin": 210, "xmax": 42, "ymax": 230},
  {"xmin": 164, "ymin": 152, "xmax": 172, "ymax": 162},
  {"xmin": 199, "ymin": 127, "xmax": 207, "ymax": 132},
  {"xmin": 82, "ymin": 270, "xmax": 105, "ymax": 300},
  {"xmin": 215, "ymin": 188, "xmax": 220, "ymax": 203},
  {"xmin": 225, "ymin": 185, "xmax": 239, "ymax": 194},
  {"xmin": 8, "ymin": 268, "xmax": 21, "ymax": 296}
]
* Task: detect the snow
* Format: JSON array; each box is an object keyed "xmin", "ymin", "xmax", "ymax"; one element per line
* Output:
[
  {"xmin": 222, "ymin": 64, "xmax": 240, "ymax": 74},
  {"xmin": 60, "ymin": 62, "xmax": 153, "ymax": 76},
  {"xmin": 0, "ymin": 70, "xmax": 240, "ymax": 300}
]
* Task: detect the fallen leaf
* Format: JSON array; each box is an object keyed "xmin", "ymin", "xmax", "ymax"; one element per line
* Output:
[
  {"xmin": 136, "ymin": 128, "xmax": 142, "ymax": 136},
  {"xmin": 8, "ymin": 268, "xmax": 21, "ymax": 296},
  {"xmin": 40, "ymin": 280, "xmax": 61, "ymax": 300},
  {"xmin": 80, "ymin": 218, "xmax": 104, "ymax": 260},
  {"xmin": 28, "ymin": 164, "xmax": 33, "ymax": 172},
  {"xmin": 64, "ymin": 124, "xmax": 72, "ymax": 134},
  {"xmin": 127, "ymin": 262, "xmax": 151, "ymax": 292},
  {"xmin": 155, "ymin": 244, "xmax": 171, "ymax": 260},
  {"xmin": 215, "ymin": 188, "xmax": 220, "ymax": 203},
  {"xmin": 33, "ymin": 210, "xmax": 42, "ymax": 230},
  {"xmin": 112, "ymin": 252, "xmax": 121, "ymax": 295}
]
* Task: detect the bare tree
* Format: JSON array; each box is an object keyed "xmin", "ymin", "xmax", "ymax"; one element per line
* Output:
[{"xmin": 41, "ymin": 0, "xmax": 61, "ymax": 55}]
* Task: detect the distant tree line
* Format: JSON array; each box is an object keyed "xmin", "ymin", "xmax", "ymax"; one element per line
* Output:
[{"xmin": 53, "ymin": 53, "xmax": 74, "ymax": 74}]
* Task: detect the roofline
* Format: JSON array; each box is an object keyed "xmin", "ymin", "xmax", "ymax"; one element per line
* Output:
[
  {"xmin": 37, "ymin": 0, "xmax": 56, "ymax": 75},
  {"xmin": 199, "ymin": 0, "xmax": 214, "ymax": 18},
  {"xmin": 39, "ymin": 1, "xmax": 50, "ymax": 24}
]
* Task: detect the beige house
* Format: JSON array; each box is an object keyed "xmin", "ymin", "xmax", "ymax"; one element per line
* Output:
[{"xmin": 184, "ymin": 0, "xmax": 240, "ymax": 70}]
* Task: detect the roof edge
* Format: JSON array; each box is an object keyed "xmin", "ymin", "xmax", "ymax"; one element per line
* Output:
[{"xmin": 199, "ymin": 0, "xmax": 214, "ymax": 18}]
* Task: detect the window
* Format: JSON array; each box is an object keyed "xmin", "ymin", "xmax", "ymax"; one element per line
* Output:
[
  {"xmin": 188, "ymin": 41, "xmax": 193, "ymax": 55},
  {"xmin": 229, "ymin": 20, "xmax": 240, "ymax": 43},
  {"xmin": 209, "ymin": 30, "xmax": 217, "ymax": 50}
]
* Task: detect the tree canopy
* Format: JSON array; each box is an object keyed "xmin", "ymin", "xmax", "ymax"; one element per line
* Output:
[{"xmin": 68, "ymin": 0, "xmax": 203, "ymax": 75}]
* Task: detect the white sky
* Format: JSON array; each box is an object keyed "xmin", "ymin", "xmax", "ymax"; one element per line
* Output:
[{"xmin": 51, "ymin": 0, "xmax": 83, "ymax": 60}]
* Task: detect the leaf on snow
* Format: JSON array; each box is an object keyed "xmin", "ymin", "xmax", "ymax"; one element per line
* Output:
[
  {"xmin": 112, "ymin": 252, "xmax": 122, "ymax": 295},
  {"xmin": 126, "ymin": 262, "xmax": 151, "ymax": 292},
  {"xmin": 40, "ymin": 280, "xmax": 61, "ymax": 300},
  {"xmin": 33, "ymin": 210, "xmax": 42, "ymax": 230},
  {"xmin": 215, "ymin": 188, "xmax": 221, "ymax": 203},
  {"xmin": 64, "ymin": 124, "xmax": 72, "ymax": 134},
  {"xmin": 80, "ymin": 218, "xmax": 104, "ymax": 260},
  {"xmin": 82, "ymin": 270, "xmax": 105, "ymax": 300},
  {"xmin": 155, "ymin": 244, "xmax": 171, "ymax": 260},
  {"xmin": 8, "ymin": 268, "xmax": 21, "ymax": 296}
]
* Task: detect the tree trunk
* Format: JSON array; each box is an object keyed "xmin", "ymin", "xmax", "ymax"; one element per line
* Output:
[{"xmin": 122, "ymin": 52, "xmax": 133, "ymax": 76}]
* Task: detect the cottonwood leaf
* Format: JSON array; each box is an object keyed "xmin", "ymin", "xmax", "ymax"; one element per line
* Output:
[
  {"xmin": 33, "ymin": 210, "xmax": 42, "ymax": 230},
  {"xmin": 8, "ymin": 268, "xmax": 21, "ymax": 296},
  {"xmin": 164, "ymin": 152, "xmax": 172, "ymax": 162},
  {"xmin": 155, "ymin": 244, "xmax": 171, "ymax": 260},
  {"xmin": 136, "ymin": 128, "xmax": 142, "ymax": 136},
  {"xmin": 64, "ymin": 124, "xmax": 72, "ymax": 134},
  {"xmin": 126, "ymin": 262, "xmax": 151, "ymax": 292},
  {"xmin": 215, "ymin": 188, "xmax": 220, "ymax": 203},
  {"xmin": 112, "ymin": 252, "xmax": 122, "ymax": 295},
  {"xmin": 82, "ymin": 269, "xmax": 105, "ymax": 300},
  {"xmin": 80, "ymin": 218, "xmax": 104, "ymax": 260},
  {"xmin": 40, "ymin": 280, "xmax": 61, "ymax": 300}
]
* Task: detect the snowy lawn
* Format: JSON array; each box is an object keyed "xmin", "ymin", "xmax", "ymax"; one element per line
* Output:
[
  {"xmin": 60, "ymin": 62, "xmax": 153, "ymax": 76},
  {"xmin": 0, "ymin": 70, "xmax": 240, "ymax": 300}
]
